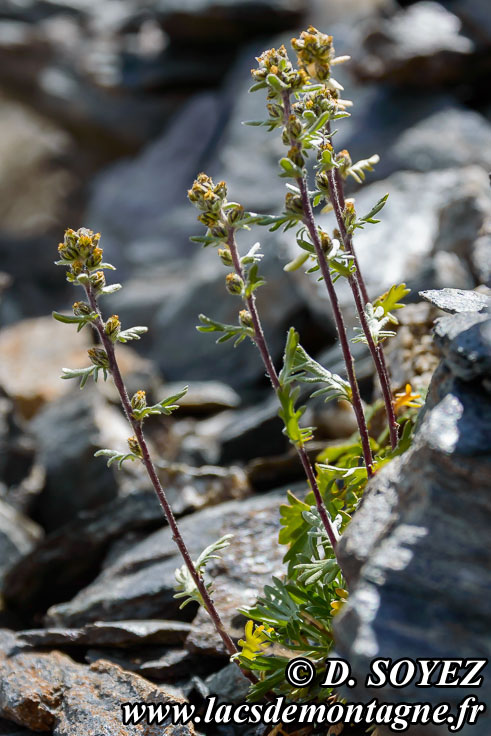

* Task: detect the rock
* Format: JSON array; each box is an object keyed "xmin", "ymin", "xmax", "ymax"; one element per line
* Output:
[
  {"xmin": 382, "ymin": 105, "xmax": 491, "ymax": 177},
  {"xmin": 30, "ymin": 391, "xmax": 127, "ymax": 531},
  {"xmin": 334, "ymin": 299, "xmax": 491, "ymax": 735},
  {"xmin": 161, "ymin": 381, "xmax": 241, "ymax": 414},
  {"xmin": 0, "ymin": 647, "xmax": 195, "ymax": 735},
  {"xmin": 382, "ymin": 302, "xmax": 440, "ymax": 393},
  {"xmin": 0, "ymin": 500, "xmax": 42, "ymax": 593},
  {"xmin": 471, "ymin": 235, "xmax": 491, "ymax": 285},
  {"xmin": 0, "ymin": 316, "xmax": 151, "ymax": 419},
  {"xmin": 449, "ymin": 0, "xmax": 491, "ymax": 46},
  {"xmin": 353, "ymin": 2, "xmax": 475, "ymax": 86},
  {"xmin": 85, "ymin": 646, "xmax": 211, "ymax": 682},
  {"xmin": 156, "ymin": 0, "xmax": 306, "ymax": 44},
  {"xmin": 204, "ymin": 663, "xmax": 250, "ymax": 704},
  {"xmin": 0, "ymin": 719, "xmax": 38, "ymax": 735},
  {"xmin": 420, "ymin": 287, "xmax": 490, "ymax": 314},
  {"xmin": 151, "ymin": 245, "xmax": 308, "ymax": 389},
  {"xmin": 157, "ymin": 463, "xmax": 251, "ymax": 517},
  {"xmin": 0, "ymin": 317, "xmax": 92, "ymax": 420},
  {"xmin": 44, "ymin": 491, "xmax": 288, "ymax": 643},
  {"xmin": 433, "ymin": 178, "xmax": 491, "ymax": 261},
  {"xmin": 433, "ymin": 311, "xmax": 491, "ymax": 382},
  {"xmin": 19, "ymin": 620, "xmax": 192, "ymax": 648},
  {"xmin": 3, "ymin": 490, "xmax": 164, "ymax": 615},
  {"xmin": 86, "ymin": 93, "xmax": 222, "ymax": 276}
]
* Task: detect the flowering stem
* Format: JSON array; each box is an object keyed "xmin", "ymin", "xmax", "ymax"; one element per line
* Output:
[
  {"xmin": 296, "ymin": 177, "xmax": 374, "ymax": 477},
  {"xmin": 226, "ymin": 229, "xmax": 340, "ymax": 553},
  {"xmin": 282, "ymin": 91, "xmax": 373, "ymax": 476},
  {"xmin": 83, "ymin": 282, "xmax": 256, "ymax": 680},
  {"xmin": 327, "ymin": 161, "xmax": 399, "ymax": 450}
]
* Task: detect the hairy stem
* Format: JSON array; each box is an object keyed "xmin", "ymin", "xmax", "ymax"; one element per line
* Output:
[
  {"xmin": 296, "ymin": 178, "xmax": 374, "ymax": 477},
  {"xmin": 282, "ymin": 91, "xmax": 373, "ymax": 476},
  {"xmin": 328, "ymin": 163, "xmax": 399, "ymax": 450},
  {"xmin": 83, "ymin": 283, "xmax": 255, "ymax": 679},
  {"xmin": 226, "ymin": 229, "xmax": 340, "ymax": 552}
]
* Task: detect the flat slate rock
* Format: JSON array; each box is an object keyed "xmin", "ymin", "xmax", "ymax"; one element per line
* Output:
[
  {"xmin": 420, "ymin": 287, "xmax": 490, "ymax": 314},
  {"xmin": 0, "ymin": 647, "xmax": 194, "ymax": 735},
  {"xmin": 19, "ymin": 620, "xmax": 192, "ymax": 648},
  {"xmin": 44, "ymin": 491, "xmax": 288, "ymax": 653},
  {"xmin": 433, "ymin": 311, "xmax": 491, "ymax": 382}
]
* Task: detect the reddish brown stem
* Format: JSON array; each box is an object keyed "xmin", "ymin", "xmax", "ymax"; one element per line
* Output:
[
  {"xmin": 226, "ymin": 229, "xmax": 340, "ymax": 552},
  {"xmin": 328, "ymin": 165, "xmax": 399, "ymax": 450},
  {"xmin": 296, "ymin": 178, "xmax": 374, "ymax": 477},
  {"xmin": 83, "ymin": 283, "xmax": 256, "ymax": 682}
]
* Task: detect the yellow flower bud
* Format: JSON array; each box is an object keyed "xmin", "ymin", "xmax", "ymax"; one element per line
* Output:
[
  {"xmin": 104, "ymin": 315, "xmax": 121, "ymax": 341},
  {"xmin": 225, "ymin": 273, "xmax": 244, "ymax": 295},
  {"xmin": 127, "ymin": 435, "xmax": 143, "ymax": 458},
  {"xmin": 88, "ymin": 347, "xmax": 109, "ymax": 369}
]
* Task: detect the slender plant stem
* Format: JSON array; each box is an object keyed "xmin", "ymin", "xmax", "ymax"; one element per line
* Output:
[
  {"xmin": 296, "ymin": 179, "xmax": 374, "ymax": 477},
  {"xmin": 83, "ymin": 283, "xmax": 257, "ymax": 681},
  {"xmin": 226, "ymin": 229, "xmax": 340, "ymax": 552},
  {"xmin": 327, "ymin": 160, "xmax": 399, "ymax": 450},
  {"xmin": 282, "ymin": 92, "xmax": 373, "ymax": 476}
]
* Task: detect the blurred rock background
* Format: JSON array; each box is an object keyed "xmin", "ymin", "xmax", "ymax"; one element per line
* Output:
[{"xmin": 0, "ymin": 0, "xmax": 490, "ymax": 734}]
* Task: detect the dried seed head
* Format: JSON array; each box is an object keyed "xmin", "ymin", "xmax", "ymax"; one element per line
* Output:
[{"xmin": 225, "ymin": 272, "xmax": 244, "ymax": 295}]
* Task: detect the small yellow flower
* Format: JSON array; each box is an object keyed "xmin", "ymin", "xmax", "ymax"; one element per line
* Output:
[
  {"xmin": 394, "ymin": 384, "xmax": 422, "ymax": 413},
  {"xmin": 237, "ymin": 620, "xmax": 273, "ymax": 660},
  {"xmin": 334, "ymin": 587, "xmax": 349, "ymax": 600},
  {"xmin": 330, "ymin": 600, "xmax": 345, "ymax": 615}
]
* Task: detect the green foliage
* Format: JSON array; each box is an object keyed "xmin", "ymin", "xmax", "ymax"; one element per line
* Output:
[
  {"xmin": 353, "ymin": 193, "xmax": 389, "ymax": 231},
  {"xmin": 374, "ymin": 283, "xmax": 411, "ymax": 324},
  {"xmin": 346, "ymin": 154, "xmax": 380, "ymax": 184},
  {"xmin": 174, "ymin": 535, "xmax": 233, "ymax": 609},
  {"xmin": 60, "ymin": 364, "xmax": 108, "ymax": 388},
  {"xmin": 131, "ymin": 387, "xmax": 188, "ymax": 421},
  {"xmin": 197, "ymin": 314, "xmax": 253, "ymax": 346},
  {"xmin": 52, "ymin": 310, "xmax": 97, "ymax": 332},
  {"xmin": 117, "ymin": 325, "xmax": 148, "ymax": 343},
  {"xmin": 94, "ymin": 449, "xmax": 140, "ymax": 469}
]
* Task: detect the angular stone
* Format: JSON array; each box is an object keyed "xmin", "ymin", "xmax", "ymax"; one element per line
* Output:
[
  {"xmin": 353, "ymin": 2, "xmax": 475, "ymax": 86},
  {"xmin": 161, "ymin": 381, "xmax": 240, "ymax": 414},
  {"xmin": 0, "ymin": 500, "xmax": 42, "ymax": 593},
  {"xmin": 30, "ymin": 391, "xmax": 128, "ymax": 532},
  {"xmin": 204, "ymin": 663, "xmax": 250, "ymax": 704},
  {"xmin": 45, "ymin": 492, "xmax": 287, "ymax": 639},
  {"xmin": 334, "ymin": 311, "xmax": 491, "ymax": 734},
  {"xmin": 420, "ymin": 287, "xmax": 490, "ymax": 314},
  {"xmin": 4, "ymin": 490, "xmax": 164, "ymax": 614},
  {"xmin": 433, "ymin": 312, "xmax": 491, "ymax": 382},
  {"xmin": 19, "ymin": 620, "xmax": 192, "ymax": 649},
  {"xmin": 0, "ymin": 718, "xmax": 38, "ymax": 735},
  {"xmin": 0, "ymin": 648, "xmax": 194, "ymax": 735}
]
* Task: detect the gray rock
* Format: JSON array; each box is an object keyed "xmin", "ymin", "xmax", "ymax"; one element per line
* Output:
[
  {"xmin": 205, "ymin": 663, "xmax": 250, "ymax": 703},
  {"xmin": 162, "ymin": 381, "xmax": 241, "ymax": 414},
  {"xmin": 334, "ymin": 304, "xmax": 491, "ymax": 735},
  {"xmin": 449, "ymin": 0, "xmax": 491, "ymax": 46},
  {"xmin": 353, "ymin": 2, "xmax": 475, "ymax": 86},
  {"xmin": 151, "ymin": 245, "xmax": 308, "ymax": 389},
  {"xmin": 3, "ymin": 490, "xmax": 165, "ymax": 614},
  {"xmin": 0, "ymin": 648, "xmax": 194, "ymax": 735},
  {"xmin": 433, "ymin": 311, "xmax": 491, "ymax": 382},
  {"xmin": 19, "ymin": 620, "xmax": 192, "ymax": 648},
  {"xmin": 420, "ymin": 287, "xmax": 491, "ymax": 314},
  {"xmin": 0, "ymin": 500, "xmax": 42, "ymax": 593},
  {"xmin": 86, "ymin": 646, "xmax": 210, "ymax": 682},
  {"xmin": 44, "ymin": 491, "xmax": 288, "ymax": 646},
  {"xmin": 86, "ymin": 93, "xmax": 222, "ymax": 276},
  {"xmin": 30, "ymin": 391, "xmax": 127, "ymax": 531},
  {"xmin": 471, "ymin": 235, "xmax": 491, "ymax": 286},
  {"xmin": 156, "ymin": 0, "xmax": 306, "ymax": 43}
]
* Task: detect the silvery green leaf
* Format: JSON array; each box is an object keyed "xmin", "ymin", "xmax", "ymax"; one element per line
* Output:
[
  {"xmin": 117, "ymin": 325, "xmax": 148, "ymax": 342},
  {"xmin": 100, "ymin": 283, "xmax": 122, "ymax": 295},
  {"xmin": 94, "ymin": 448, "xmax": 139, "ymax": 469}
]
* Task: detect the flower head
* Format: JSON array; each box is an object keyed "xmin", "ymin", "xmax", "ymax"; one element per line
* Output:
[
  {"xmin": 237, "ymin": 620, "xmax": 273, "ymax": 660},
  {"xmin": 291, "ymin": 26, "xmax": 334, "ymax": 82},
  {"xmin": 394, "ymin": 384, "xmax": 423, "ymax": 413}
]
